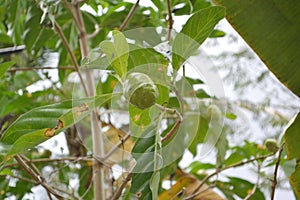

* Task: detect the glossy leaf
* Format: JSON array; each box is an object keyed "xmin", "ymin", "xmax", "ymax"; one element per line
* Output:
[
  {"xmin": 214, "ymin": 0, "xmax": 300, "ymax": 96},
  {"xmin": 172, "ymin": 6, "xmax": 225, "ymax": 70},
  {"xmin": 0, "ymin": 94, "xmax": 114, "ymax": 155}
]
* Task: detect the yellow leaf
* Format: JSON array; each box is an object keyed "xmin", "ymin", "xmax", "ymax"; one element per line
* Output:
[{"xmin": 159, "ymin": 169, "xmax": 225, "ymax": 200}]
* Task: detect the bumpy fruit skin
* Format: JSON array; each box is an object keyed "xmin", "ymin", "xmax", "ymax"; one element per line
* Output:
[
  {"xmin": 264, "ymin": 139, "xmax": 279, "ymax": 153},
  {"xmin": 124, "ymin": 72, "xmax": 158, "ymax": 110}
]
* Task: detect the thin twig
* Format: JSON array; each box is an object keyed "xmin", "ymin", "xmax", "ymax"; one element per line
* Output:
[
  {"xmin": 166, "ymin": 0, "xmax": 173, "ymax": 41},
  {"xmin": 119, "ymin": 0, "xmax": 140, "ymax": 31},
  {"xmin": 184, "ymin": 153, "xmax": 274, "ymax": 200},
  {"xmin": 0, "ymin": 174, "xmax": 38, "ymax": 184},
  {"xmin": 103, "ymin": 132, "xmax": 131, "ymax": 160},
  {"xmin": 8, "ymin": 66, "xmax": 74, "ymax": 72},
  {"xmin": 271, "ymin": 143, "xmax": 285, "ymax": 200},
  {"xmin": 111, "ymin": 172, "xmax": 133, "ymax": 200},
  {"xmin": 53, "ymin": 21, "xmax": 89, "ymax": 96},
  {"xmin": 244, "ymin": 164, "xmax": 261, "ymax": 200},
  {"xmin": 2, "ymin": 156, "xmax": 93, "ymax": 169},
  {"xmin": 14, "ymin": 155, "xmax": 65, "ymax": 199}
]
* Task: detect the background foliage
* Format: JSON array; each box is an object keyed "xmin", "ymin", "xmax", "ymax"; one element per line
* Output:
[{"xmin": 0, "ymin": 0, "xmax": 299, "ymax": 199}]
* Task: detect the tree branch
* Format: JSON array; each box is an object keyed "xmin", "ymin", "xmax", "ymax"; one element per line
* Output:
[
  {"xmin": 184, "ymin": 153, "xmax": 274, "ymax": 200},
  {"xmin": 271, "ymin": 143, "xmax": 285, "ymax": 200},
  {"xmin": 53, "ymin": 21, "xmax": 89, "ymax": 96},
  {"xmin": 8, "ymin": 66, "xmax": 74, "ymax": 72},
  {"xmin": 111, "ymin": 172, "xmax": 133, "ymax": 200},
  {"xmin": 70, "ymin": 1, "xmax": 106, "ymax": 199},
  {"xmin": 119, "ymin": 0, "xmax": 140, "ymax": 31},
  {"xmin": 14, "ymin": 155, "xmax": 65, "ymax": 199},
  {"xmin": 166, "ymin": 0, "xmax": 173, "ymax": 41}
]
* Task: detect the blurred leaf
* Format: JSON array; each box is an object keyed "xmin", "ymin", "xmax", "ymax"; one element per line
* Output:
[
  {"xmin": 225, "ymin": 113, "xmax": 237, "ymax": 120},
  {"xmin": 209, "ymin": 29, "xmax": 226, "ymax": 38},
  {"xmin": 99, "ymin": 30, "xmax": 129, "ymax": 78},
  {"xmin": 12, "ymin": 71, "xmax": 41, "ymax": 90},
  {"xmin": 187, "ymin": 161, "xmax": 215, "ymax": 174},
  {"xmin": 0, "ymin": 33, "xmax": 13, "ymax": 45},
  {"xmin": 188, "ymin": 117, "xmax": 209, "ymax": 156},
  {"xmin": 172, "ymin": 6, "xmax": 225, "ymax": 70},
  {"xmin": 0, "ymin": 61, "xmax": 15, "ymax": 78},
  {"xmin": 158, "ymin": 169, "xmax": 224, "ymax": 200},
  {"xmin": 185, "ymin": 76, "xmax": 204, "ymax": 85},
  {"xmin": 0, "ymin": 168, "xmax": 13, "ymax": 176},
  {"xmin": 214, "ymin": 0, "xmax": 300, "ymax": 96},
  {"xmin": 217, "ymin": 177, "xmax": 265, "ymax": 200}
]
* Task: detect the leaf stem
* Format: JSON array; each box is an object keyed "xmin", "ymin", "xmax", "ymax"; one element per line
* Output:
[{"xmin": 155, "ymin": 103, "xmax": 183, "ymax": 143}]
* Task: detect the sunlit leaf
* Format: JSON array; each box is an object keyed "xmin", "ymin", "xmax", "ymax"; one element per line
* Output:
[{"xmin": 99, "ymin": 30, "xmax": 129, "ymax": 78}]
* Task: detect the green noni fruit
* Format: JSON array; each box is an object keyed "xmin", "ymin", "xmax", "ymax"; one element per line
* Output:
[{"xmin": 124, "ymin": 72, "xmax": 158, "ymax": 110}]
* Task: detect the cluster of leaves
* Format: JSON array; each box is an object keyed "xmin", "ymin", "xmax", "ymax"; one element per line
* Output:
[{"xmin": 0, "ymin": 0, "xmax": 299, "ymax": 199}]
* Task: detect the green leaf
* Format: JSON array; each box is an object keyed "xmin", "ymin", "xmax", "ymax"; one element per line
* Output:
[
  {"xmin": 218, "ymin": 177, "xmax": 265, "ymax": 200},
  {"xmin": 284, "ymin": 114, "xmax": 300, "ymax": 160},
  {"xmin": 129, "ymin": 105, "xmax": 151, "ymax": 126},
  {"xmin": 284, "ymin": 114, "xmax": 300, "ymax": 198},
  {"xmin": 130, "ymin": 111, "xmax": 163, "ymax": 200},
  {"xmin": 99, "ymin": 30, "xmax": 129, "ymax": 78},
  {"xmin": 290, "ymin": 163, "xmax": 300, "ymax": 198},
  {"xmin": 0, "ymin": 33, "xmax": 13, "ymax": 44},
  {"xmin": 172, "ymin": 6, "xmax": 225, "ymax": 70},
  {"xmin": 188, "ymin": 117, "xmax": 209, "ymax": 156},
  {"xmin": 209, "ymin": 29, "xmax": 226, "ymax": 38},
  {"xmin": 127, "ymin": 46, "xmax": 168, "ymax": 70},
  {"xmin": 0, "ymin": 61, "xmax": 15, "ymax": 78},
  {"xmin": 0, "ymin": 94, "xmax": 114, "ymax": 155},
  {"xmin": 188, "ymin": 161, "xmax": 215, "ymax": 173},
  {"xmin": 214, "ymin": 0, "xmax": 300, "ymax": 96}
]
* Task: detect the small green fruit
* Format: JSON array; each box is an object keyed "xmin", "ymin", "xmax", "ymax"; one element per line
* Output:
[
  {"xmin": 264, "ymin": 139, "xmax": 279, "ymax": 153},
  {"xmin": 124, "ymin": 72, "xmax": 158, "ymax": 110}
]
